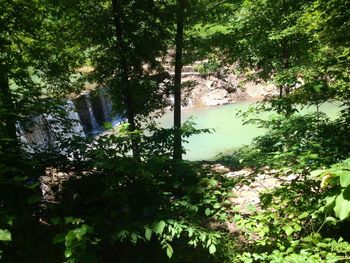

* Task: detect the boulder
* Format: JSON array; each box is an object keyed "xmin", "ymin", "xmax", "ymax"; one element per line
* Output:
[{"xmin": 202, "ymin": 89, "xmax": 230, "ymax": 106}]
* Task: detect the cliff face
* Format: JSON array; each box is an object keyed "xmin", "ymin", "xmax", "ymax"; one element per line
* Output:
[{"xmin": 179, "ymin": 66, "xmax": 278, "ymax": 108}]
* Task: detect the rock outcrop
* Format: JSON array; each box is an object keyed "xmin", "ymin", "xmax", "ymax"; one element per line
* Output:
[{"xmin": 179, "ymin": 66, "xmax": 278, "ymax": 108}]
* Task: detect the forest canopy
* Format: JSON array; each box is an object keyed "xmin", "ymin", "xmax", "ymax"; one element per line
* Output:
[{"xmin": 0, "ymin": 0, "xmax": 350, "ymax": 262}]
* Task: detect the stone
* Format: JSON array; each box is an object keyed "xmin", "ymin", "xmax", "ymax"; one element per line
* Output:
[
  {"xmin": 205, "ymin": 80, "xmax": 214, "ymax": 89},
  {"xmin": 175, "ymin": 64, "xmax": 278, "ymax": 107},
  {"xmin": 202, "ymin": 89, "xmax": 230, "ymax": 106}
]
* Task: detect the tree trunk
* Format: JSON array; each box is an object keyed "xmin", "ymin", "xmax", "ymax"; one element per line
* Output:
[
  {"xmin": 0, "ymin": 67, "xmax": 18, "ymax": 150},
  {"xmin": 279, "ymin": 85, "xmax": 283, "ymax": 98},
  {"xmin": 278, "ymin": 0, "xmax": 293, "ymax": 116},
  {"xmin": 281, "ymin": 37, "xmax": 294, "ymax": 116},
  {"xmin": 173, "ymin": 0, "xmax": 185, "ymax": 160},
  {"xmin": 111, "ymin": 0, "xmax": 139, "ymax": 159},
  {"xmin": 281, "ymin": 0, "xmax": 290, "ymax": 96},
  {"xmin": 282, "ymin": 38, "xmax": 290, "ymax": 95}
]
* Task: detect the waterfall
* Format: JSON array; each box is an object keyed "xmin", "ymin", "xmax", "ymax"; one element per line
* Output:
[
  {"xmin": 98, "ymin": 87, "xmax": 123, "ymax": 126},
  {"xmin": 19, "ymin": 101, "xmax": 85, "ymax": 151},
  {"xmin": 74, "ymin": 88, "xmax": 124, "ymax": 134},
  {"xmin": 66, "ymin": 100, "xmax": 85, "ymax": 136},
  {"xmin": 74, "ymin": 92, "xmax": 99, "ymax": 134},
  {"xmin": 20, "ymin": 87, "xmax": 124, "ymax": 151},
  {"xmin": 99, "ymin": 87, "xmax": 113, "ymax": 122},
  {"xmin": 85, "ymin": 93, "xmax": 100, "ymax": 133}
]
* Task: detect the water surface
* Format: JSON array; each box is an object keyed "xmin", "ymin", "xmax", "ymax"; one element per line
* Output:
[{"xmin": 158, "ymin": 102, "xmax": 341, "ymax": 161}]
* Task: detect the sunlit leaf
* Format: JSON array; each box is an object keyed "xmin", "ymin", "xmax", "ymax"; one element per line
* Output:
[
  {"xmin": 166, "ymin": 243, "xmax": 173, "ymax": 258},
  {"xmin": 334, "ymin": 192, "xmax": 350, "ymax": 220},
  {"xmin": 209, "ymin": 244, "xmax": 216, "ymax": 254},
  {"xmin": 145, "ymin": 227, "xmax": 152, "ymax": 241},
  {"xmin": 154, "ymin": 220, "xmax": 166, "ymax": 235},
  {"xmin": 0, "ymin": 229, "xmax": 11, "ymax": 241}
]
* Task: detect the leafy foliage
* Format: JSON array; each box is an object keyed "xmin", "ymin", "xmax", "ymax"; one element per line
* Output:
[
  {"xmin": 312, "ymin": 159, "xmax": 350, "ymax": 221},
  {"xmin": 1, "ymin": 0, "xmax": 350, "ymax": 262}
]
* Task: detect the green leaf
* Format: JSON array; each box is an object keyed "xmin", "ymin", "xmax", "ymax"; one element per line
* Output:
[
  {"xmin": 206, "ymin": 238, "xmax": 212, "ymax": 247},
  {"xmin": 130, "ymin": 233, "xmax": 138, "ymax": 244},
  {"xmin": 213, "ymin": 203, "xmax": 221, "ymax": 209},
  {"xmin": 283, "ymin": 225, "xmax": 294, "ymax": 236},
  {"xmin": 65, "ymin": 230, "xmax": 76, "ymax": 245},
  {"xmin": 334, "ymin": 192, "xmax": 350, "ymax": 220},
  {"xmin": 65, "ymin": 247, "xmax": 73, "ymax": 258},
  {"xmin": 188, "ymin": 227, "xmax": 194, "ymax": 238},
  {"xmin": 145, "ymin": 227, "xmax": 152, "ymax": 241},
  {"xmin": 310, "ymin": 169, "xmax": 324, "ymax": 179},
  {"xmin": 166, "ymin": 243, "xmax": 173, "ymax": 258},
  {"xmin": 209, "ymin": 244, "xmax": 216, "ymax": 254},
  {"xmin": 200, "ymin": 232, "xmax": 206, "ymax": 242},
  {"xmin": 65, "ymin": 217, "xmax": 84, "ymax": 225},
  {"xmin": 103, "ymin": 122, "xmax": 113, "ymax": 129},
  {"xmin": 74, "ymin": 224, "xmax": 91, "ymax": 240},
  {"xmin": 209, "ymin": 179, "xmax": 218, "ymax": 186},
  {"xmin": 0, "ymin": 229, "xmax": 11, "ymax": 241},
  {"xmin": 339, "ymin": 172, "xmax": 350, "ymax": 188},
  {"xmin": 325, "ymin": 195, "xmax": 337, "ymax": 207},
  {"xmin": 205, "ymin": 208, "xmax": 211, "ymax": 216},
  {"xmin": 298, "ymin": 212, "xmax": 309, "ymax": 219},
  {"xmin": 53, "ymin": 233, "xmax": 65, "ymax": 244},
  {"xmin": 308, "ymin": 153, "xmax": 319, "ymax": 160},
  {"xmin": 325, "ymin": 216, "xmax": 338, "ymax": 223},
  {"xmin": 154, "ymin": 221, "xmax": 166, "ymax": 235}
]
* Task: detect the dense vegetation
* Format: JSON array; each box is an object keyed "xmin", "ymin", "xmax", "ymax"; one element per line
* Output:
[{"xmin": 0, "ymin": 0, "xmax": 349, "ymax": 262}]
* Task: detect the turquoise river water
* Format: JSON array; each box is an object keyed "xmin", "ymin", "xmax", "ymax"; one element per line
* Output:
[{"xmin": 158, "ymin": 102, "xmax": 341, "ymax": 161}]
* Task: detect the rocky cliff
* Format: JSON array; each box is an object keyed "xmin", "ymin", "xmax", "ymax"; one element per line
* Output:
[{"xmin": 178, "ymin": 65, "xmax": 278, "ymax": 108}]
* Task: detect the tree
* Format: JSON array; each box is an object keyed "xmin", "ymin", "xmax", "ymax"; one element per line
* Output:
[
  {"xmin": 173, "ymin": 0, "xmax": 186, "ymax": 160},
  {"xmin": 111, "ymin": 0, "xmax": 139, "ymax": 157},
  {"xmin": 0, "ymin": 2, "xmax": 87, "ymax": 261},
  {"xmin": 0, "ymin": 0, "xmax": 85, "ymax": 155},
  {"xmin": 0, "ymin": 0, "xmax": 43, "ymax": 152},
  {"xmin": 172, "ymin": 0, "xmax": 234, "ymax": 160},
  {"xmin": 222, "ymin": 0, "xmax": 314, "ymax": 114},
  {"xmin": 61, "ymin": 0, "xmax": 171, "ymax": 158},
  {"xmin": 298, "ymin": 0, "xmax": 350, "ymax": 101}
]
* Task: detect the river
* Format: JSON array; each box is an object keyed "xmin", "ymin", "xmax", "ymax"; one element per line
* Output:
[{"xmin": 157, "ymin": 102, "xmax": 341, "ymax": 161}]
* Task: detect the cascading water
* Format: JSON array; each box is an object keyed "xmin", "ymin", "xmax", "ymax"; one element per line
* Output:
[
  {"xmin": 66, "ymin": 100, "xmax": 86, "ymax": 136},
  {"xmin": 74, "ymin": 88, "xmax": 123, "ymax": 134},
  {"xmin": 85, "ymin": 92, "xmax": 100, "ymax": 133},
  {"xmin": 74, "ymin": 91, "xmax": 101, "ymax": 134},
  {"xmin": 19, "ymin": 101, "xmax": 85, "ymax": 152},
  {"xmin": 98, "ymin": 88, "xmax": 123, "ymax": 126},
  {"xmin": 20, "ymin": 88, "xmax": 123, "ymax": 151},
  {"xmin": 99, "ymin": 87, "xmax": 113, "ymax": 122}
]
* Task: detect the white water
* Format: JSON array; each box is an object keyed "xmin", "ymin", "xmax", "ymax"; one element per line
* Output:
[{"xmin": 85, "ymin": 93, "xmax": 100, "ymax": 132}]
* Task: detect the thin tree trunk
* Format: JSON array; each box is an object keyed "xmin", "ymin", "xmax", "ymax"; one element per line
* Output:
[
  {"xmin": 279, "ymin": 37, "xmax": 288, "ymax": 100},
  {"xmin": 282, "ymin": 37, "xmax": 294, "ymax": 116},
  {"xmin": 279, "ymin": 0, "xmax": 293, "ymax": 116},
  {"xmin": 282, "ymin": 38, "xmax": 290, "ymax": 95},
  {"xmin": 279, "ymin": 85, "xmax": 283, "ymax": 98},
  {"xmin": 173, "ymin": 0, "xmax": 185, "ymax": 160},
  {"xmin": 281, "ymin": 0, "xmax": 290, "ymax": 96},
  {"xmin": 111, "ymin": 0, "xmax": 139, "ymax": 158},
  {"xmin": 0, "ymin": 67, "xmax": 18, "ymax": 150}
]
